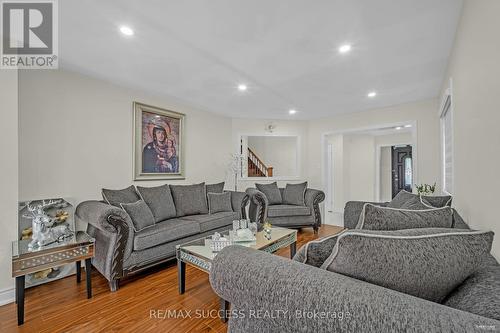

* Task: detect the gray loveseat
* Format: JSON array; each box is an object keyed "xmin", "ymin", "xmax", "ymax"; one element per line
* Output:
[
  {"xmin": 76, "ymin": 183, "xmax": 249, "ymax": 291},
  {"xmin": 246, "ymin": 184, "xmax": 325, "ymax": 233},
  {"xmin": 209, "ymin": 202, "xmax": 500, "ymax": 332}
]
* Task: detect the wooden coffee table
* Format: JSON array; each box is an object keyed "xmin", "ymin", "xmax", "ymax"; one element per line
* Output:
[{"xmin": 176, "ymin": 227, "xmax": 297, "ymax": 322}]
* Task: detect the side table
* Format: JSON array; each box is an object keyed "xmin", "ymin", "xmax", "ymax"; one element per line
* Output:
[{"xmin": 11, "ymin": 231, "xmax": 95, "ymax": 325}]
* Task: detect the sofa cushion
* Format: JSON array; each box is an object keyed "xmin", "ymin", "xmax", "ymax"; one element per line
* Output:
[
  {"xmin": 321, "ymin": 228, "xmax": 494, "ymax": 303},
  {"xmin": 206, "ymin": 182, "xmax": 225, "ymax": 194},
  {"xmin": 102, "ymin": 185, "xmax": 140, "ymax": 207},
  {"xmin": 256, "ymin": 182, "xmax": 282, "ymax": 205},
  {"xmin": 136, "ymin": 184, "xmax": 176, "ymax": 222},
  {"xmin": 182, "ymin": 211, "xmax": 238, "ymax": 232},
  {"xmin": 282, "ymin": 182, "xmax": 307, "ymax": 206},
  {"xmin": 208, "ymin": 192, "xmax": 233, "ymax": 214},
  {"xmin": 133, "ymin": 218, "xmax": 201, "ymax": 251},
  {"xmin": 388, "ymin": 190, "xmax": 452, "ymax": 209},
  {"xmin": 443, "ymin": 255, "xmax": 500, "ymax": 321},
  {"xmin": 356, "ymin": 203, "xmax": 453, "ymax": 230},
  {"xmin": 120, "ymin": 200, "xmax": 155, "ymax": 232},
  {"xmin": 170, "ymin": 183, "xmax": 209, "ymax": 217},
  {"xmin": 268, "ymin": 204, "xmax": 311, "ymax": 217}
]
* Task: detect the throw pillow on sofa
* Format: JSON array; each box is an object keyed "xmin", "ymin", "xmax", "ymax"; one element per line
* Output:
[
  {"xmin": 120, "ymin": 200, "xmax": 155, "ymax": 231},
  {"xmin": 256, "ymin": 182, "xmax": 282, "ymax": 205},
  {"xmin": 387, "ymin": 190, "xmax": 452, "ymax": 209},
  {"xmin": 399, "ymin": 195, "xmax": 431, "ymax": 210},
  {"xmin": 321, "ymin": 228, "xmax": 494, "ymax": 303},
  {"xmin": 102, "ymin": 185, "xmax": 140, "ymax": 207},
  {"xmin": 137, "ymin": 184, "xmax": 176, "ymax": 222},
  {"xmin": 208, "ymin": 192, "xmax": 233, "ymax": 214},
  {"xmin": 282, "ymin": 182, "xmax": 307, "ymax": 206},
  {"xmin": 206, "ymin": 182, "xmax": 225, "ymax": 195},
  {"xmin": 170, "ymin": 182, "xmax": 209, "ymax": 217},
  {"xmin": 421, "ymin": 194, "xmax": 453, "ymax": 208},
  {"xmin": 386, "ymin": 190, "xmax": 415, "ymax": 208},
  {"xmin": 356, "ymin": 203, "xmax": 453, "ymax": 230}
]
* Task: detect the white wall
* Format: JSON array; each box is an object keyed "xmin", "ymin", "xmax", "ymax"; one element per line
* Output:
[
  {"xmin": 247, "ymin": 136, "xmax": 297, "ymax": 177},
  {"xmin": 0, "ymin": 70, "xmax": 19, "ymax": 304},
  {"xmin": 326, "ymin": 134, "xmax": 344, "ymax": 212},
  {"xmin": 343, "ymin": 134, "xmax": 376, "ymax": 203},
  {"xmin": 232, "ymin": 118, "xmax": 309, "ymax": 190},
  {"xmin": 19, "ymin": 70, "xmax": 233, "ymax": 208},
  {"xmin": 380, "ymin": 147, "xmax": 393, "ymax": 202},
  {"xmin": 443, "ymin": 0, "xmax": 500, "ymax": 258},
  {"xmin": 308, "ymin": 99, "xmax": 441, "ymax": 194},
  {"xmin": 375, "ymin": 132, "xmax": 413, "ymax": 147},
  {"xmin": 326, "ymin": 131, "xmax": 413, "ymax": 211}
]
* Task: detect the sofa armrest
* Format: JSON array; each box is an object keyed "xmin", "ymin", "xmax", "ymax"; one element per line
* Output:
[
  {"xmin": 304, "ymin": 188, "xmax": 325, "ymax": 229},
  {"xmin": 75, "ymin": 200, "xmax": 134, "ymax": 283},
  {"xmin": 452, "ymin": 208, "xmax": 470, "ymax": 229},
  {"xmin": 293, "ymin": 230, "xmax": 346, "ymax": 267},
  {"xmin": 225, "ymin": 190, "xmax": 250, "ymax": 219},
  {"xmin": 246, "ymin": 188, "xmax": 268, "ymax": 224},
  {"xmin": 343, "ymin": 201, "xmax": 388, "ymax": 229},
  {"xmin": 210, "ymin": 246, "xmax": 500, "ymax": 333}
]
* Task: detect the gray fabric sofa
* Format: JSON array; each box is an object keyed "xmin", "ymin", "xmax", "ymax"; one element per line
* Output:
[
  {"xmin": 76, "ymin": 187, "xmax": 249, "ymax": 291},
  {"xmin": 209, "ymin": 203, "xmax": 500, "ymax": 332},
  {"xmin": 210, "ymin": 246, "xmax": 500, "ymax": 333},
  {"xmin": 343, "ymin": 200, "xmax": 470, "ymax": 230},
  {"xmin": 246, "ymin": 187, "xmax": 325, "ymax": 233}
]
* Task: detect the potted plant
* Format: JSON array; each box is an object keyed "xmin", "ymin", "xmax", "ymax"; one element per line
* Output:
[{"xmin": 415, "ymin": 183, "xmax": 436, "ymax": 196}]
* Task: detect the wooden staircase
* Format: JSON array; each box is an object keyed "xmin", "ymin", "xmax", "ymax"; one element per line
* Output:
[{"xmin": 248, "ymin": 148, "xmax": 273, "ymax": 177}]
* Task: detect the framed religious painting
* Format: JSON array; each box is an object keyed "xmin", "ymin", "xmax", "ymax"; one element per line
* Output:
[{"xmin": 133, "ymin": 102, "xmax": 185, "ymax": 180}]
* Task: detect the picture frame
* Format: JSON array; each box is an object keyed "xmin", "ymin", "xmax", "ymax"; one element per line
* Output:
[{"xmin": 133, "ymin": 102, "xmax": 185, "ymax": 180}]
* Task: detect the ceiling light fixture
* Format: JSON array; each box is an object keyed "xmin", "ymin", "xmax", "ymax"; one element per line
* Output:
[
  {"xmin": 119, "ymin": 26, "xmax": 134, "ymax": 36},
  {"xmin": 367, "ymin": 91, "xmax": 377, "ymax": 98},
  {"xmin": 338, "ymin": 44, "xmax": 352, "ymax": 54},
  {"xmin": 404, "ymin": 124, "xmax": 412, "ymax": 128},
  {"xmin": 395, "ymin": 126, "xmax": 402, "ymax": 130},
  {"xmin": 289, "ymin": 109, "xmax": 297, "ymax": 115},
  {"xmin": 237, "ymin": 84, "xmax": 248, "ymax": 91}
]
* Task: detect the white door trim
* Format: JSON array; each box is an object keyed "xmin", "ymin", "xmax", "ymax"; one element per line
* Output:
[{"xmin": 321, "ymin": 121, "xmax": 418, "ymax": 207}]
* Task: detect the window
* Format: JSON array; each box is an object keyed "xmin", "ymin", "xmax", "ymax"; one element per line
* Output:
[
  {"xmin": 440, "ymin": 89, "xmax": 453, "ymax": 195},
  {"xmin": 404, "ymin": 157, "xmax": 412, "ymax": 188}
]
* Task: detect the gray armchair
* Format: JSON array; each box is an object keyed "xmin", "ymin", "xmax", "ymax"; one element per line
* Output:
[{"xmin": 246, "ymin": 187, "xmax": 325, "ymax": 233}]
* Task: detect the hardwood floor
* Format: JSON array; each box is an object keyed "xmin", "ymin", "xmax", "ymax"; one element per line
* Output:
[{"xmin": 0, "ymin": 225, "xmax": 344, "ymax": 333}]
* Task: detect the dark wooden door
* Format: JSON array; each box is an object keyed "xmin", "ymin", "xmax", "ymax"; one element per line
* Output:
[{"xmin": 391, "ymin": 145, "xmax": 413, "ymax": 198}]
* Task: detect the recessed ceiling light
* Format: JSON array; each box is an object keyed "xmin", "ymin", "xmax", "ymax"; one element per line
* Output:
[
  {"xmin": 338, "ymin": 44, "xmax": 352, "ymax": 54},
  {"xmin": 367, "ymin": 91, "xmax": 377, "ymax": 98},
  {"xmin": 237, "ymin": 84, "xmax": 248, "ymax": 91},
  {"xmin": 119, "ymin": 26, "xmax": 134, "ymax": 36},
  {"xmin": 289, "ymin": 109, "xmax": 297, "ymax": 115},
  {"xmin": 395, "ymin": 126, "xmax": 402, "ymax": 130},
  {"xmin": 404, "ymin": 124, "xmax": 412, "ymax": 128}
]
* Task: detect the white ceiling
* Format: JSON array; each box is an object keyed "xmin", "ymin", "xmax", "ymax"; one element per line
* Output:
[{"xmin": 59, "ymin": 0, "xmax": 463, "ymax": 119}]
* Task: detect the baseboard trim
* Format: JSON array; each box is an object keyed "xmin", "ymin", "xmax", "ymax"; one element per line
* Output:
[{"xmin": 0, "ymin": 287, "xmax": 15, "ymax": 306}]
